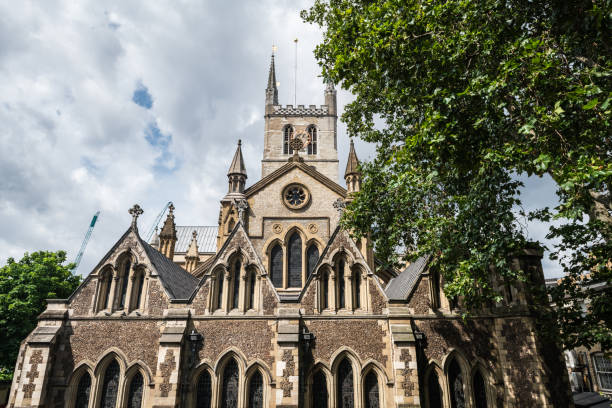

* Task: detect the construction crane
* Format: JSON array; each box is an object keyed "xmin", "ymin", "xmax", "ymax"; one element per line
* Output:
[
  {"xmin": 145, "ymin": 201, "xmax": 173, "ymax": 243},
  {"xmin": 72, "ymin": 211, "xmax": 100, "ymax": 273}
]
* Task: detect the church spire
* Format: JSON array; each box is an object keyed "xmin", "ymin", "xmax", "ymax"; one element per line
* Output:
[
  {"xmin": 159, "ymin": 203, "xmax": 177, "ymax": 260},
  {"xmin": 227, "ymin": 140, "xmax": 247, "ymax": 195},
  {"xmin": 265, "ymin": 52, "xmax": 279, "ymax": 108},
  {"xmin": 345, "ymin": 139, "xmax": 361, "ymax": 196}
]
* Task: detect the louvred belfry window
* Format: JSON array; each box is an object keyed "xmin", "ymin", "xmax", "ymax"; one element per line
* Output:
[
  {"xmin": 307, "ymin": 126, "xmax": 317, "ymax": 154},
  {"xmin": 312, "ymin": 371, "xmax": 328, "ymax": 408},
  {"xmin": 337, "ymin": 359, "xmax": 354, "ymax": 408},
  {"xmin": 364, "ymin": 371, "xmax": 379, "ymax": 408},
  {"xmin": 196, "ymin": 370, "xmax": 212, "ymax": 408},
  {"xmin": 127, "ymin": 372, "xmax": 144, "ymax": 408},
  {"xmin": 100, "ymin": 360, "xmax": 120, "ymax": 408},
  {"xmin": 221, "ymin": 359, "xmax": 239, "ymax": 408},
  {"xmin": 248, "ymin": 371, "xmax": 264, "ymax": 408},
  {"xmin": 307, "ymin": 245, "xmax": 319, "ymax": 277},
  {"xmin": 270, "ymin": 244, "xmax": 283, "ymax": 288},
  {"xmin": 74, "ymin": 372, "xmax": 91, "ymax": 408},
  {"xmin": 288, "ymin": 232, "xmax": 302, "ymax": 288},
  {"xmin": 283, "ymin": 125, "xmax": 294, "ymax": 154}
]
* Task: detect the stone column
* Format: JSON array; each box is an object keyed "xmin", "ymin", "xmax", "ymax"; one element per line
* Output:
[{"xmin": 275, "ymin": 309, "xmax": 301, "ymax": 408}]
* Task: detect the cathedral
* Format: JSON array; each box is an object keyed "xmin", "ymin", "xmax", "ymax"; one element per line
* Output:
[{"xmin": 9, "ymin": 54, "xmax": 572, "ymax": 408}]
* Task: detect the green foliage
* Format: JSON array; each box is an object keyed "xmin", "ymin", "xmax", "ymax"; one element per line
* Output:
[
  {"xmin": 0, "ymin": 251, "xmax": 81, "ymax": 379},
  {"xmin": 303, "ymin": 0, "xmax": 611, "ymax": 349}
]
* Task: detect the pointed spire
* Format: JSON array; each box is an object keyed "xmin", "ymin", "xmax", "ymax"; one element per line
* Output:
[
  {"xmin": 345, "ymin": 139, "xmax": 360, "ymax": 177},
  {"xmin": 186, "ymin": 230, "xmax": 199, "ymax": 257},
  {"xmin": 265, "ymin": 51, "xmax": 279, "ymax": 107},
  {"xmin": 227, "ymin": 140, "xmax": 247, "ymax": 176},
  {"xmin": 159, "ymin": 203, "xmax": 177, "ymax": 259}
]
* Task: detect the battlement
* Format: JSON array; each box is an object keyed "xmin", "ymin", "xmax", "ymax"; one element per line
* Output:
[{"xmin": 270, "ymin": 104, "xmax": 330, "ymax": 116}]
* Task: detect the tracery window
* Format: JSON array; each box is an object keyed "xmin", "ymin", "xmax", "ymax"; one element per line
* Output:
[
  {"xmin": 312, "ymin": 370, "xmax": 328, "ymax": 408},
  {"xmin": 221, "ymin": 359, "xmax": 239, "ymax": 408},
  {"xmin": 473, "ymin": 370, "xmax": 488, "ymax": 408},
  {"xmin": 283, "ymin": 125, "xmax": 294, "ymax": 154},
  {"xmin": 307, "ymin": 244, "xmax": 319, "ymax": 278},
  {"xmin": 288, "ymin": 232, "xmax": 302, "ymax": 288},
  {"xmin": 196, "ymin": 370, "xmax": 212, "ymax": 408},
  {"xmin": 232, "ymin": 260, "xmax": 241, "ymax": 310},
  {"xmin": 337, "ymin": 359, "xmax": 354, "ymax": 408},
  {"xmin": 248, "ymin": 271, "xmax": 256, "ymax": 310},
  {"xmin": 307, "ymin": 126, "xmax": 317, "ymax": 155},
  {"xmin": 270, "ymin": 244, "xmax": 283, "ymax": 288},
  {"xmin": 216, "ymin": 270, "xmax": 224, "ymax": 311},
  {"xmin": 127, "ymin": 372, "xmax": 144, "ymax": 408},
  {"xmin": 100, "ymin": 360, "xmax": 120, "ymax": 408},
  {"xmin": 248, "ymin": 371, "xmax": 264, "ymax": 408},
  {"xmin": 338, "ymin": 260, "xmax": 346, "ymax": 309},
  {"xmin": 364, "ymin": 371, "xmax": 379, "ymax": 408},
  {"xmin": 353, "ymin": 270, "xmax": 361, "ymax": 309},
  {"xmin": 74, "ymin": 372, "xmax": 91, "ymax": 408},
  {"xmin": 593, "ymin": 353, "xmax": 612, "ymax": 391},
  {"xmin": 427, "ymin": 370, "xmax": 443, "ymax": 408},
  {"xmin": 118, "ymin": 259, "xmax": 131, "ymax": 309},
  {"xmin": 448, "ymin": 360, "xmax": 465, "ymax": 408}
]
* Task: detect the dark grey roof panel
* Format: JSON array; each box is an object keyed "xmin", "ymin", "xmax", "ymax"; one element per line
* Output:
[
  {"xmin": 175, "ymin": 226, "xmax": 217, "ymax": 253},
  {"xmin": 384, "ymin": 255, "xmax": 430, "ymax": 301},
  {"xmin": 140, "ymin": 238, "xmax": 199, "ymax": 299}
]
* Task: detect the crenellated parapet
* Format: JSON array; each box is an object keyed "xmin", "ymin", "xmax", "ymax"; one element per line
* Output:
[{"xmin": 270, "ymin": 104, "xmax": 330, "ymax": 117}]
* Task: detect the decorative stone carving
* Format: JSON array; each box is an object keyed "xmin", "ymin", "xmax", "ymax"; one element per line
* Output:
[
  {"xmin": 273, "ymin": 224, "xmax": 283, "ymax": 234},
  {"xmin": 307, "ymin": 223, "xmax": 318, "ymax": 234}
]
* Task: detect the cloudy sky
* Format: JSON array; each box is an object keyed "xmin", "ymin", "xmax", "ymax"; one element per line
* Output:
[{"xmin": 0, "ymin": 1, "xmax": 563, "ymax": 278}]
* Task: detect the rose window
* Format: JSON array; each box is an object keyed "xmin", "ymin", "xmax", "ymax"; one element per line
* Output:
[{"xmin": 282, "ymin": 184, "xmax": 310, "ymax": 209}]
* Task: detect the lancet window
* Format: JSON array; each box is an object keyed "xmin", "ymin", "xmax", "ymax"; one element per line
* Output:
[
  {"xmin": 322, "ymin": 270, "xmax": 329, "ymax": 309},
  {"xmin": 216, "ymin": 270, "xmax": 224, "ymax": 311},
  {"xmin": 100, "ymin": 360, "xmax": 120, "ymax": 408},
  {"xmin": 118, "ymin": 259, "xmax": 131, "ymax": 309},
  {"xmin": 248, "ymin": 371, "xmax": 264, "ymax": 408},
  {"xmin": 307, "ymin": 125, "xmax": 317, "ymax": 155},
  {"xmin": 353, "ymin": 269, "xmax": 361, "ymax": 309},
  {"xmin": 448, "ymin": 360, "xmax": 465, "ymax": 408},
  {"xmin": 270, "ymin": 244, "xmax": 283, "ymax": 288},
  {"xmin": 130, "ymin": 268, "xmax": 145, "ymax": 312},
  {"xmin": 473, "ymin": 370, "xmax": 488, "ymax": 408},
  {"xmin": 97, "ymin": 269, "xmax": 113, "ymax": 312},
  {"xmin": 312, "ymin": 371, "xmax": 328, "ymax": 408},
  {"xmin": 307, "ymin": 244, "xmax": 319, "ymax": 278},
  {"xmin": 127, "ymin": 372, "xmax": 144, "ymax": 408},
  {"xmin": 74, "ymin": 372, "xmax": 91, "ymax": 408},
  {"xmin": 364, "ymin": 371, "xmax": 379, "ymax": 408},
  {"xmin": 247, "ymin": 271, "xmax": 257, "ymax": 310},
  {"xmin": 427, "ymin": 369, "xmax": 443, "ymax": 408},
  {"xmin": 287, "ymin": 232, "xmax": 302, "ymax": 288},
  {"xmin": 221, "ymin": 359, "xmax": 239, "ymax": 408},
  {"xmin": 337, "ymin": 359, "xmax": 354, "ymax": 408},
  {"xmin": 196, "ymin": 370, "xmax": 212, "ymax": 408},
  {"xmin": 337, "ymin": 260, "xmax": 346, "ymax": 309},
  {"xmin": 231, "ymin": 260, "xmax": 241, "ymax": 310}
]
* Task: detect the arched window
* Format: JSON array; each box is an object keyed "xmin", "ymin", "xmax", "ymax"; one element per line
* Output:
[
  {"xmin": 217, "ymin": 270, "xmax": 225, "ymax": 311},
  {"xmin": 131, "ymin": 270, "xmax": 145, "ymax": 311},
  {"xmin": 196, "ymin": 370, "xmax": 212, "ymax": 408},
  {"xmin": 338, "ymin": 260, "xmax": 346, "ymax": 309},
  {"xmin": 232, "ymin": 260, "xmax": 241, "ymax": 310},
  {"xmin": 427, "ymin": 369, "xmax": 443, "ymax": 408},
  {"xmin": 283, "ymin": 125, "xmax": 294, "ymax": 154},
  {"xmin": 312, "ymin": 370, "xmax": 328, "ymax": 408},
  {"xmin": 473, "ymin": 370, "xmax": 488, "ymax": 408},
  {"xmin": 119, "ymin": 259, "xmax": 131, "ymax": 309},
  {"xmin": 448, "ymin": 360, "xmax": 465, "ymax": 408},
  {"xmin": 248, "ymin": 271, "xmax": 256, "ymax": 310},
  {"xmin": 307, "ymin": 126, "xmax": 317, "ymax": 155},
  {"xmin": 337, "ymin": 359, "xmax": 354, "ymax": 407},
  {"xmin": 74, "ymin": 372, "xmax": 91, "ymax": 408},
  {"xmin": 364, "ymin": 371, "xmax": 379, "ymax": 408},
  {"xmin": 221, "ymin": 359, "xmax": 239, "ymax": 408},
  {"xmin": 270, "ymin": 244, "xmax": 283, "ymax": 288},
  {"xmin": 100, "ymin": 360, "xmax": 120, "ymax": 408},
  {"xmin": 353, "ymin": 270, "xmax": 361, "ymax": 309},
  {"xmin": 307, "ymin": 244, "xmax": 319, "ymax": 278},
  {"xmin": 322, "ymin": 270, "xmax": 329, "ymax": 309},
  {"xmin": 248, "ymin": 371, "xmax": 264, "ymax": 408},
  {"xmin": 99, "ymin": 270, "xmax": 112, "ymax": 311},
  {"xmin": 127, "ymin": 372, "xmax": 144, "ymax": 408},
  {"xmin": 288, "ymin": 232, "xmax": 302, "ymax": 288}
]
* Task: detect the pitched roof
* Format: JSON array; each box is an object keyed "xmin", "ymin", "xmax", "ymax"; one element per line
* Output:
[
  {"xmin": 244, "ymin": 160, "xmax": 346, "ymax": 198},
  {"xmin": 227, "ymin": 140, "xmax": 247, "ymax": 176},
  {"xmin": 175, "ymin": 226, "xmax": 217, "ymax": 253},
  {"xmin": 384, "ymin": 255, "xmax": 430, "ymax": 301},
  {"xmin": 138, "ymin": 236, "xmax": 199, "ymax": 299},
  {"xmin": 344, "ymin": 139, "xmax": 360, "ymax": 177}
]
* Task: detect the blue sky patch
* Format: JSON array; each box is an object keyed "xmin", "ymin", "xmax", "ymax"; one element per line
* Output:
[
  {"xmin": 132, "ymin": 83, "xmax": 153, "ymax": 109},
  {"xmin": 144, "ymin": 122, "xmax": 180, "ymax": 174}
]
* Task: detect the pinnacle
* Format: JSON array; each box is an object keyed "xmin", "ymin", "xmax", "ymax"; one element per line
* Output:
[
  {"xmin": 345, "ymin": 139, "xmax": 360, "ymax": 177},
  {"xmin": 227, "ymin": 139, "xmax": 247, "ymax": 177}
]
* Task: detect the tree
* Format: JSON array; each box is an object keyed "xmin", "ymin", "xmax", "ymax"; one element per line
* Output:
[
  {"xmin": 0, "ymin": 251, "xmax": 81, "ymax": 379},
  {"xmin": 303, "ymin": 0, "xmax": 611, "ymax": 350}
]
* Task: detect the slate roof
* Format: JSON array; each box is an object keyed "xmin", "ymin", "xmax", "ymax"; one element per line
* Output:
[
  {"xmin": 175, "ymin": 226, "xmax": 217, "ymax": 253},
  {"xmin": 384, "ymin": 255, "xmax": 430, "ymax": 301},
  {"xmin": 139, "ymin": 237, "xmax": 199, "ymax": 299}
]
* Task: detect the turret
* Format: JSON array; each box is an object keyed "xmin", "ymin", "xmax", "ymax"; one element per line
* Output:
[
  {"xmin": 265, "ymin": 53, "xmax": 279, "ymax": 114},
  {"xmin": 344, "ymin": 139, "xmax": 361, "ymax": 196},
  {"xmin": 184, "ymin": 230, "xmax": 200, "ymax": 274},
  {"xmin": 226, "ymin": 140, "xmax": 247, "ymax": 197},
  {"xmin": 325, "ymin": 80, "xmax": 337, "ymax": 116},
  {"xmin": 159, "ymin": 203, "xmax": 177, "ymax": 260}
]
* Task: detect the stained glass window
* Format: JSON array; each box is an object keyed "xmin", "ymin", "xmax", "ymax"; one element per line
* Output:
[
  {"xmin": 473, "ymin": 370, "xmax": 488, "ymax": 408},
  {"xmin": 270, "ymin": 244, "xmax": 283, "ymax": 288},
  {"xmin": 337, "ymin": 359, "xmax": 354, "ymax": 408},
  {"xmin": 127, "ymin": 372, "xmax": 144, "ymax": 408},
  {"xmin": 74, "ymin": 372, "xmax": 91, "ymax": 408},
  {"xmin": 288, "ymin": 233, "xmax": 302, "ymax": 288},
  {"xmin": 232, "ymin": 261, "xmax": 241, "ymax": 310},
  {"xmin": 221, "ymin": 359, "xmax": 239, "ymax": 408},
  {"xmin": 353, "ymin": 271, "xmax": 361, "ymax": 309},
  {"xmin": 307, "ymin": 126, "xmax": 317, "ymax": 155},
  {"xmin": 248, "ymin": 371, "xmax": 263, "ymax": 408},
  {"xmin": 307, "ymin": 245, "xmax": 319, "ymax": 277},
  {"xmin": 119, "ymin": 260, "xmax": 131, "ymax": 309},
  {"xmin": 217, "ymin": 271, "xmax": 224, "ymax": 310},
  {"xmin": 248, "ymin": 271, "xmax": 256, "ymax": 310},
  {"xmin": 312, "ymin": 371, "xmax": 328, "ymax": 408},
  {"xmin": 196, "ymin": 370, "xmax": 212, "ymax": 408},
  {"xmin": 338, "ymin": 260, "xmax": 345, "ymax": 309},
  {"xmin": 364, "ymin": 371, "xmax": 379, "ymax": 408},
  {"xmin": 427, "ymin": 369, "xmax": 443, "ymax": 408},
  {"xmin": 100, "ymin": 360, "xmax": 120, "ymax": 408},
  {"xmin": 448, "ymin": 360, "xmax": 465, "ymax": 408}
]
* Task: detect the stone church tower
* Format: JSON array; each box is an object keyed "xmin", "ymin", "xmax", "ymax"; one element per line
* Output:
[{"xmin": 8, "ymin": 53, "xmax": 572, "ymax": 408}]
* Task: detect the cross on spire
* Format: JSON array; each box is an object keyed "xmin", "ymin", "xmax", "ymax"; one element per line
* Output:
[{"xmin": 129, "ymin": 204, "xmax": 144, "ymax": 229}]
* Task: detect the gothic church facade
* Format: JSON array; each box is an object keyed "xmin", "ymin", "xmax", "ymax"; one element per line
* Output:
[{"xmin": 9, "ymin": 55, "xmax": 571, "ymax": 408}]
